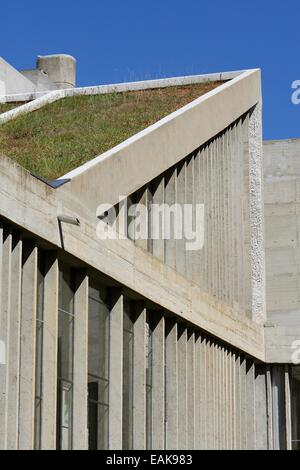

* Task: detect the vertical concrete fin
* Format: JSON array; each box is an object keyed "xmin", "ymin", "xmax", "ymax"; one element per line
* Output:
[
  {"xmin": 41, "ymin": 253, "xmax": 59, "ymax": 450},
  {"xmin": 7, "ymin": 233, "xmax": 22, "ymax": 449},
  {"xmin": 151, "ymin": 312, "xmax": 165, "ymax": 450},
  {"xmin": 18, "ymin": 240, "xmax": 38, "ymax": 450},
  {"xmin": 72, "ymin": 270, "xmax": 88, "ymax": 449},
  {"xmin": 109, "ymin": 289, "xmax": 123, "ymax": 450},
  {"xmin": 0, "ymin": 228, "xmax": 12, "ymax": 449},
  {"xmin": 165, "ymin": 319, "xmax": 178, "ymax": 450},
  {"xmin": 132, "ymin": 303, "xmax": 146, "ymax": 450}
]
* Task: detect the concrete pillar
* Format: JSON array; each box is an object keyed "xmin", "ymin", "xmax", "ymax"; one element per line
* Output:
[
  {"xmin": 165, "ymin": 319, "xmax": 178, "ymax": 450},
  {"xmin": 134, "ymin": 186, "xmax": 148, "ymax": 252},
  {"xmin": 7, "ymin": 234, "xmax": 22, "ymax": 449},
  {"xmin": 177, "ymin": 326, "xmax": 188, "ymax": 449},
  {"xmin": 175, "ymin": 161, "xmax": 186, "ymax": 276},
  {"xmin": 187, "ymin": 331, "xmax": 195, "ymax": 449},
  {"xmin": 18, "ymin": 240, "xmax": 38, "ymax": 450},
  {"xmin": 199, "ymin": 335, "xmax": 207, "ymax": 449},
  {"xmin": 206, "ymin": 339, "xmax": 213, "ymax": 449},
  {"xmin": 240, "ymin": 356, "xmax": 247, "ymax": 450},
  {"xmin": 234, "ymin": 352, "xmax": 242, "ymax": 450},
  {"xmin": 284, "ymin": 366, "xmax": 292, "ymax": 450},
  {"xmin": 72, "ymin": 270, "xmax": 88, "ymax": 450},
  {"xmin": 132, "ymin": 304, "xmax": 146, "ymax": 450},
  {"xmin": 164, "ymin": 168, "xmax": 176, "ymax": 270},
  {"xmin": 109, "ymin": 289, "xmax": 123, "ymax": 450},
  {"xmin": 151, "ymin": 313, "xmax": 165, "ymax": 450},
  {"xmin": 41, "ymin": 253, "xmax": 59, "ymax": 450},
  {"xmin": 246, "ymin": 360, "xmax": 256, "ymax": 449},
  {"xmin": 185, "ymin": 155, "xmax": 194, "ymax": 281},
  {"xmin": 37, "ymin": 54, "xmax": 76, "ymax": 89},
  {"xmin": 266, "ymin": 366, "xmax": 274, "ymax": 450},
  {"xmin": 150, "ymin": 176, "xmax": 165, "ymax": 262},
  {"xmin": 255, "ymin": 364, "xmax": 268, "ymax": 450},
  {"xmin": 194, "ymin": 333, "xmax": 201, "ymax": 450},
  {"xmin": 0, "ymin": 228, "xmax": 12, "ymax": 449}
]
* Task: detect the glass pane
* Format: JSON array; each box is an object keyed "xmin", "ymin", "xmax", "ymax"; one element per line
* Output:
[
  {"xmin": 88, "ymin": 289, "xmax": 109, "ymax": 380},
  {"xmin": 57, "ymin": 380, "xmax": 73, "ymax": 450},
  {"xmin": 88, "ymin": 377, "xmax": 109, "ymax": 405},
  {"xmin": 57, "ymin": 313, "xmax": 74, "ymax": 382},
  {"xmin": 57, "ymin": 265, "xmax": 74, "ymax": 450},
  {"xmin": 59, "ymin": 267, "xmax": 74, "ymax": 313},
  {"xmin": 88, "ymin": 402, "xmax": 109, "ymax": 450},
  {"xmin": 291, "ymin": 367, "xmax": 300, "ymax": 450},
  {"xmin": 34, "ymin": 397, "xmax": 42, "ymax": 450},
  {"xmin": 88, "ymin": 281, "xmax": 110, "ymax": 450}
]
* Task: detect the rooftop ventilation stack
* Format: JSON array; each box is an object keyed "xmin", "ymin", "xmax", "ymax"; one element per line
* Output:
[{"xmin": 36, "ymin": 54, "xmax": 76, "ymax": 90}]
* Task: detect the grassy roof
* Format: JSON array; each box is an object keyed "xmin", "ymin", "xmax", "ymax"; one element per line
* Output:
[
  {"xmin": 0, "ymin": 82, "xmax": 221, "ymax": 180},
  {"xmin": 0, "ymin": 102, "xmax": 22, "ymax": 113}
]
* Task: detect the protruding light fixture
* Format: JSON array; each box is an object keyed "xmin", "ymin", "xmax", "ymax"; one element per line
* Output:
[{"xmin": 57, "ymin": 215, "xmax": 81, "ymax": 226}]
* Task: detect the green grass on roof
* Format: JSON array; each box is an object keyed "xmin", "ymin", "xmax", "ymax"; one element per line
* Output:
[
  {"xmin": 0, "ymin": 82, "xmax": 221, "ymax": 180},
  {"xmin": 0, "ymin": 102, "xmax": 23, "ymax": 113}
]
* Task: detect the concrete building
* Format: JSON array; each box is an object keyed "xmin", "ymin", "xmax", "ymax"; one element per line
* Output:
[{"xmin": 0, "ymin": 55, "xmax": 299, "ymax": 450}]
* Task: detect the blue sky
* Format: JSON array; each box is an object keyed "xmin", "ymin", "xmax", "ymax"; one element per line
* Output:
[{"xmin": 1, "ymin": 0, "xmax": 299, "ymax": 140}]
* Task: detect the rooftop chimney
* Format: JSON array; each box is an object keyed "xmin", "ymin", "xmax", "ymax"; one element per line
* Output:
[{"xmin": 37, "ymin": 54, "xmax": 76, "ymax": 90}]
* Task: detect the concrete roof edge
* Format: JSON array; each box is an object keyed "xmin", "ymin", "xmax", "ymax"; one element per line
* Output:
[
  {"xmin": 57, "ymin": 69, "xmax": 260, "ymax": 182},
  {"xmin": 0, "ymin": 68, "xmax": 254, "ymax": 103}
]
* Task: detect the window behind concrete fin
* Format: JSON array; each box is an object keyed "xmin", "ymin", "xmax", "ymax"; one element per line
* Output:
[
  {"xmin": 88, "ymin": 281, "xmax": 110, "ymax": 450},
  {"xmin": 56, "ymin": 264, "xmax": 75, "ymax": 450},
  {"xmin": 291, "ymin": 367, "xmax": 300, "ymax": 450}
]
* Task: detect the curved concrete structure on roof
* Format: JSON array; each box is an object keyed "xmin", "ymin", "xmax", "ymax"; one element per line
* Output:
[{"xmin": 37, "ymin": 54, "xmax": 76, "ymax": 89}]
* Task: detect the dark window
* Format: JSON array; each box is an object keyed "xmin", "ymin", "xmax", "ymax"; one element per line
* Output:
[
  {"xmin": 56, "ymin": 265, "xmax": 75, "ymax": 450},
  {"xmin": 88, "ymin": 281, "xmax": 110, "ymax": 449},
  {"xmin": 291, "ymin": 367, "xmax": 300, "ymax": 450}
]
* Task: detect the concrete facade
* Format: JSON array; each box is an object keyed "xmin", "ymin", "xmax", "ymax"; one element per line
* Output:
[
  {"xmin": 264, "ymin": 139, "xmax": 300, "ymax": 363},
  {"xmin": 0, "ymin": 64, "xmax": 299, "ymax": 449}
]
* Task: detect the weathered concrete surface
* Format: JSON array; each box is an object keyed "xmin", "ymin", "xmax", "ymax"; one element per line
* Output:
[
  {"xmin": 20, "ymin": 69, "xmax": 56, "ymax": 92},
  {"xmin": 0, "ymin": 57, "xmax": 35, "ymax": 95},
  {"xmin": 0, "ymin": 69, "xmax": 265, "ymax": 359},
  {"xmin": 37, "ymin": 55, "xmax": 76, "ymax": 89},
  {"xmin": 1, "ymin": 69, "xmax": 244, "ymax": 103},
  {"xmin": 0, "ymin": 154, "xmax": 265, "ymax": 360},
  {"xmin": 264, "ymin": 139, "xmax": 300, "ymax": 362}
]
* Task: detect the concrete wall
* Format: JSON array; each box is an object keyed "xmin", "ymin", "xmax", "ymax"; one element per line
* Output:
[
  {"xmin": 0, "ymin": 57, "xmax": 35, "ymax": 95},
  {"xmin": 264, "ymin": 139, "xmax": 300, "ymax": 362},
  {"xmin": 0, "ymin": 70, "xmax": 265, "ymax": 359},
  {"xmin": 0, "ymin": 218, "xmax": 270, "ymax": 449},
  {"xmin": 20, "ymin": 69, "xmax": 56, "ymax": 92}
]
